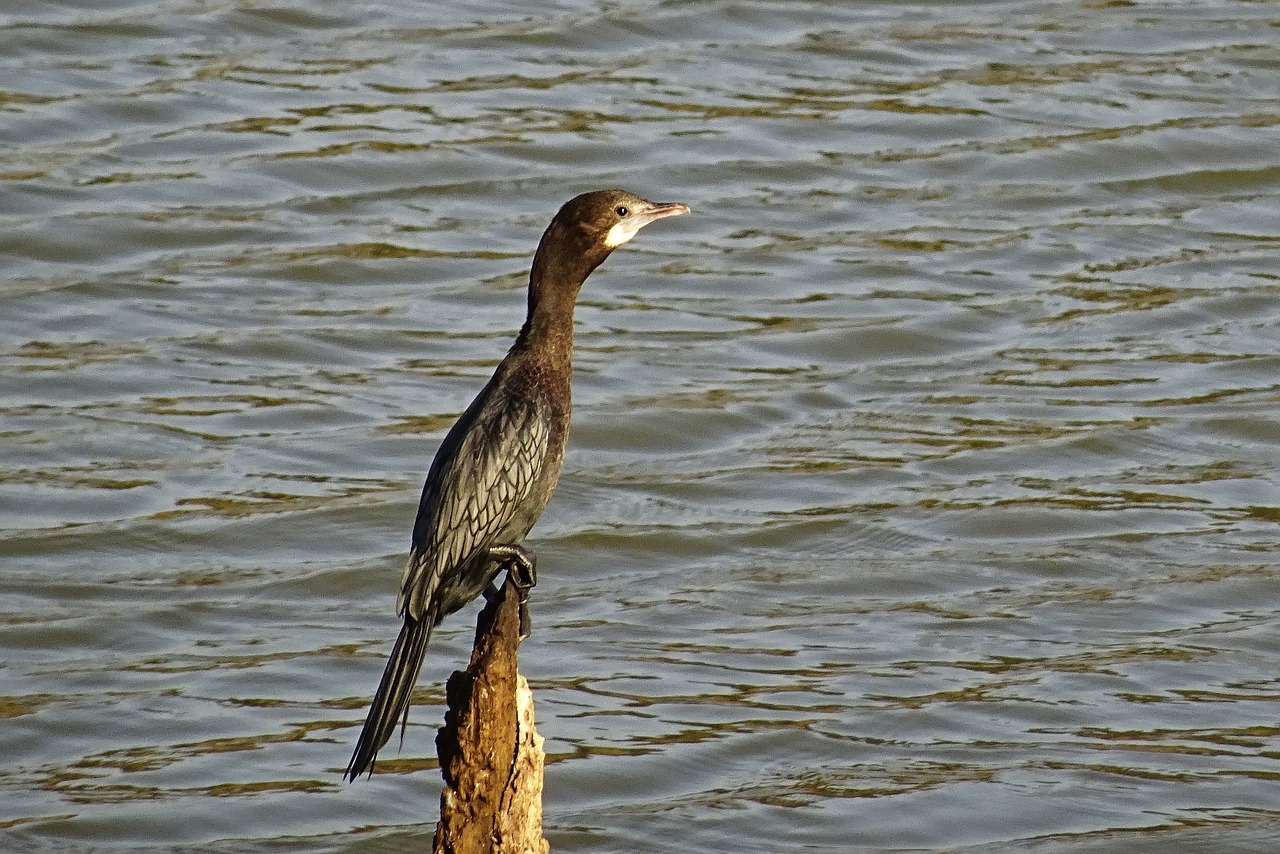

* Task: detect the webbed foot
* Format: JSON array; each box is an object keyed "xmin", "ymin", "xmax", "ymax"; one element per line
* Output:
[{"xmin": 488, "ymin": 543, "xmax": 536, "ymax": 639}]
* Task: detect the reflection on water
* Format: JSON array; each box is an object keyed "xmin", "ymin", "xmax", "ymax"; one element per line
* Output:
[{"xmin": 2, "ymin": 1, "xmax": 1278, "ymax": 851}]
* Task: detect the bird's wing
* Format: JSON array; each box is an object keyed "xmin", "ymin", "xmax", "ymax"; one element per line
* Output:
[{"xmin": 397, "ymin": 391, "xmax": 552, "ymax": 622}]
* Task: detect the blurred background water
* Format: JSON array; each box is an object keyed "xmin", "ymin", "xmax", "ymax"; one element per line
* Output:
[{"xmin": 2, "ymin": 1, "xmax": 1279, "ymax": 851}]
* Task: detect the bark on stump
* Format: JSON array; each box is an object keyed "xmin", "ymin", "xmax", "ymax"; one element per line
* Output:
[{"xmin": 433, "ymin": 572, "xmax": 549, "ymax": 854}]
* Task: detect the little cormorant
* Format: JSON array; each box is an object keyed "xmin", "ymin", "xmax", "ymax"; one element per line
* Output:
[{"xmin": 346, "ymin": 189, "xmax": 689, "ymax": 780}]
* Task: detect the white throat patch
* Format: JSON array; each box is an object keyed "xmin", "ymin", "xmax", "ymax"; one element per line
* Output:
[{"xmin": 603, "ymin": 219, "xmax": 644, "ymax": 249}]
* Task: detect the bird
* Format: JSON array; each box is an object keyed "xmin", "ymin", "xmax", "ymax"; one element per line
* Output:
[{"xmin": 345, "ymin": 189, "xmax": 689, "ymax": 780}]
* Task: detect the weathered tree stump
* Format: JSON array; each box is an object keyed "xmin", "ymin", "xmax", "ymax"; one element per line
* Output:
[{"xmin": 433, "ymin": 572, "xmax": 549, "ymax": 854}]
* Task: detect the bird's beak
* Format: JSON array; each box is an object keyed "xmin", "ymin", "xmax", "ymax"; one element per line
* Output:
[
  {"xmin": 604, "ymin": 200, "xmax": 690, "ymax": 248},
  {"xmin": 637, "ymin": 201, "xmax": 691, "ymax": 223}
]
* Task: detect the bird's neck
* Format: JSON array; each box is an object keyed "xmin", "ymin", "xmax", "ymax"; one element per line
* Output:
[
  {"xmin": 517, "ymin": 235, "xmax": 605, "ymax": 360},
  {"xmin": 516, "ymin": 268, "xmax": 582, "ymax": 364}
]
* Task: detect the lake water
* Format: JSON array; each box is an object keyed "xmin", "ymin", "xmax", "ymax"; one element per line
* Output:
[{"xmin": 2, "ymin": 1, "xmax": 1279, "ymax": 851}]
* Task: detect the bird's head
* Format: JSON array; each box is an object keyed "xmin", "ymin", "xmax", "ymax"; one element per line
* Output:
[{"xmin": 533, "ymin": 189, "xmax": 689, "ymax": 283}]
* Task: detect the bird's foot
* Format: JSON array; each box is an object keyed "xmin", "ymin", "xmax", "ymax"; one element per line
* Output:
[
  {"xmin": 489, "ymin": 543, "xmax": 536, "ymax": 593},
  {"xmin": 488, "ymin": 543, "xmax": 536, "ymax": 639}
]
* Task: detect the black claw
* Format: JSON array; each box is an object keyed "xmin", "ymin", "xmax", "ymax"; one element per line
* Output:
[
  {"xmin": 511, "ymin": 561, "xmax": 535, "ymax": 593},
  {"xmin": 518, "ymin": 599, "xmax": 532, "ymax": 640}
]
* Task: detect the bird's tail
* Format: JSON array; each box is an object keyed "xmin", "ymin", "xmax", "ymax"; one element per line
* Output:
[{"xmin": 345, "ymin": 616, "xmax": 432, "ymax": 781}]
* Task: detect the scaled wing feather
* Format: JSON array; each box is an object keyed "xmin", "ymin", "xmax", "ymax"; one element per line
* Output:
[{"xmin": 397, "ymin": 395, "xmax": 551, "ymax": 621}]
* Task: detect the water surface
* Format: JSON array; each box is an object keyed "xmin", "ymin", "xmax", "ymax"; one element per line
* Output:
[{"xmin": 2, "ymin": 1, "xmax": 1279, "ymax": 851}]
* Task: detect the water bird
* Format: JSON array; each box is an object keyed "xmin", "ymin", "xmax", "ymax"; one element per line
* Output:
[{"xmin": 346, "ymin": 189, "xmax": 689, "ymax": 780}]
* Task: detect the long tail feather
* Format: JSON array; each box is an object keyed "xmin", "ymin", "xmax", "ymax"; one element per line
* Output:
[{"xmin": 345, "ymin": 617, "xmax": 432, "ymax": 780}]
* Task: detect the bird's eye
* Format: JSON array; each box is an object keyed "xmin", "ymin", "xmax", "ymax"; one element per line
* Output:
[{"xmin": 615, "ymin": 205, "xmax": 629, "ymax": 217}]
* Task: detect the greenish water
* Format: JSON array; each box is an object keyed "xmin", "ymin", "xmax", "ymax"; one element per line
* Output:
[{"xmin": 2, "ymin": 1, "xmax": 1279, "ymax": 851}]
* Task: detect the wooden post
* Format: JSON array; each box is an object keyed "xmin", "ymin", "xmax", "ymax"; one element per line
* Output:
[{"xmin": 433, "ymin": 572, "xmax": 549, "ymax": 854}]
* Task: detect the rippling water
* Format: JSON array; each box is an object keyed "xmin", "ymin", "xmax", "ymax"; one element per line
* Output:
[{"xmin": 3, "ymin": 1, "xmax": 1279, "ymax": 851}]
